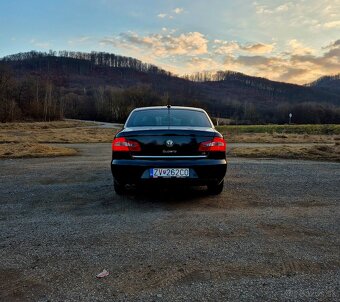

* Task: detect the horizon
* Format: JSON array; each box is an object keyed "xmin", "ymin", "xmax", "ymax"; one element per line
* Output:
[{"xmin": 1, "ymin": 0, "xmax": 339, "ymax": 85}]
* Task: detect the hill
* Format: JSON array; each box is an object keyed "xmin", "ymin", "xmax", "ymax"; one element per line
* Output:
[
  {"xmin": 1, "ymin": 51, "xmax": 339, "ymax": 124},
  {"xmin": 307, "ymin": 74, "xmax": 340, "ymax": 94}
]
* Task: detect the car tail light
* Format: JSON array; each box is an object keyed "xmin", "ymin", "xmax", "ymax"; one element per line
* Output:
[
  {"xmin": 112, "ymin": 137, "xmax": 141, "ymax": 152},
  {"xmin": 199, "ymin": 137, "xmax": 226, "ymax": 152}
]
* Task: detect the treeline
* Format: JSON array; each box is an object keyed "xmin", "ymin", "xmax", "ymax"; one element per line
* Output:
[
  {"xmin": 185, "ymin": 70, "xmax": 245, "ymax": 82},
  {"xmin": 240, "ymin": 102, "xmax": 340, "ymax": 124},
  {"xmin": 0, "ymin": 65, "xmax": 63, "ymax": 122},
  {"xmin": 186, "ymin": 70, "xmax": 304, "ymax": 94},
  {"xmin": 308, "ymin": 74, "xmax": 340, "ymax": 86},
  {"xmin": 2, "ymin": 50, "xmax": 172, "ymax": 76},
  {"xmin": 63, "ymin": 85, "xmax": 170, "ymax": 122},
  {"xmin": 62, "ymin": 86, "xmax": 340, "ymax": 124}
]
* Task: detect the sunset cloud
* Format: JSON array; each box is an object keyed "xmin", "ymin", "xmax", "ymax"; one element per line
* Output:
[
  {"xmin": 213, "ymin": 40, "xmax": 275, "ymax": 54},
  {"xmin": 220, "ymin": 40, "xmax": 340, "ymax": 84},
  {"xmin": 288, "ymin": 39, "xmax": 314, "ymax": 55},
  {"xmin": 100, "ymin": 31, "xmax": 208, "ymax": 57},
  {"xmin": 187, "ymin": 57, "xmax": 221, "ymax": 71},
  {"xmin": 99, "ymin": 25, "xmax": 339, "ymax": 84},
  {"xmin": 241, "ymin": 43, "xmax": 275, "ymax": 53},
  {"xmin": 324, "ymin": 20, "xmax": 340, "ymax": 29}
]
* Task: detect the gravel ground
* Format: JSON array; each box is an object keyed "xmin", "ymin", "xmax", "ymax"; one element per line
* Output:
[{"xmin": 1, "ymin": 143, "xmax": 339, "ymax": 302}]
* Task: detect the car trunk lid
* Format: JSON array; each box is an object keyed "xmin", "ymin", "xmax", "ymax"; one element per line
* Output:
[{"xmin": 120, "ymin": 127, "xmax": 218, "ymax": 157}]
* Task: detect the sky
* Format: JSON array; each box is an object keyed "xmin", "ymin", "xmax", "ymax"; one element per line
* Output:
[{"xmin": 0, "ymin": 0, "xmax": 339, "ymax": 84}]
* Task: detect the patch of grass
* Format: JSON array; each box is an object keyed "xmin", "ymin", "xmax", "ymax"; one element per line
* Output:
[
  {"xmin": 0, "ymin": 143, "xmax": 77, "ymax": 158},
  {"xmin": 216, "ymin": 124, "xmax": 340, "ymax": 135},
  {"xmin": 228, "ymin": 144, "xmax": 340, "ymax": 162},
  {"xmin": 225, "ymin": 133, "xmax": 338, "ymax": 144},
  {"xmin": 0, "ymin": 120, "xmax": 96, "ymax": 130},
  {"xmin": 0, "ymin": 121, "xmax": 117, "ymax": 143}
]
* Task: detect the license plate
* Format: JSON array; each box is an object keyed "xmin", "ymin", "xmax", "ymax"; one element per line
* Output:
[{"xmin": 150, "ymin": 168, "xmax": 189, "ymax": 178}]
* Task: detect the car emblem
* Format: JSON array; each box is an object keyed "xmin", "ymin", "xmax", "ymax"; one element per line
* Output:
[{"xmin": 165, "ymin": 140, "xmax": 174, "ymax": 148}]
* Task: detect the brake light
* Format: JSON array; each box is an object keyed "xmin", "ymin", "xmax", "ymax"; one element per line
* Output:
[
  {"xmin": 112, "ymin": 137, "xmax": 141, "ymax": 152},
  {"xmin": 199, "ymin": 137, "xmax": 226, "ymax": 152}
]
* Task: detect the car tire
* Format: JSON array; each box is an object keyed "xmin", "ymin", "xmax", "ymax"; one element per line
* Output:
[
  {"xmin": 207, "ymin": 180, "xmax": 224, "ymax": 195},
  {"xmin": 114, "ymin": 180, "xmax": 125, "ymax": 195}
]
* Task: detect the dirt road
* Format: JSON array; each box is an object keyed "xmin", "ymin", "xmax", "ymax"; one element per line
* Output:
[{"xmin": 1, "ymin": 143, "xmax": 339, "ymax": 301}]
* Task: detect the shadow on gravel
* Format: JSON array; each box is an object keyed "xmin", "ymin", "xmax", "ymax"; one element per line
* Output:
[
  {"xmin": 128, "ymin": 185, "xmax": 209, "ymax": 201},
  {"xmin": 100, "ymin": 185, "xmax": 214, "ymax": 212}
]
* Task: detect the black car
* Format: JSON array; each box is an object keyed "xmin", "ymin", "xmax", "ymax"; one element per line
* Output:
[{"xmin": 111, "ymin": 106, "xmax": 227, "ymax": 194}]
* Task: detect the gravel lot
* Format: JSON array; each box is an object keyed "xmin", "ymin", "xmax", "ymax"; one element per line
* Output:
[{"xmin": 1, "ymin": 143, "xmax": 339, "ymax": 301}]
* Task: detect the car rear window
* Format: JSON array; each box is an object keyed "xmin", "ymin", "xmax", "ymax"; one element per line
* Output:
[{"xmin": 126, "ymin": 109, "xmax": 212, "ymax": 127}]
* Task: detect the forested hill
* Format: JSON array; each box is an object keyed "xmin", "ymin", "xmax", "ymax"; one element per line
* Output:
[
  {"xmin": 1, "ymin": 51, "xmax": 340, "ymax": 124},
  {"xmin": 307, "ymin": 74, "xmax": 340, "ymax": 94}
]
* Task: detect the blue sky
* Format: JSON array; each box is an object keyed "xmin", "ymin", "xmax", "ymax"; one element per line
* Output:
[{"xmin": 1, "ymin": 0, "xmax": 339, "ymax": 83}]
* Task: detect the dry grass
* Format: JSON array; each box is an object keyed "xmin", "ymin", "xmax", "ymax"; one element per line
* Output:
[
  {"xmin": 1, "ymin": 121, "xmax": 339, "ymax": 161},
  {"xmin": 0, "ymin": 120, "xmax": 116, "ymax": 158},
  {"xmin": 218, "ymin": 124, "xmax": 340, "ymax": 144},
  {"xmin": 216, "ymin": 124, "xmax": 340, "ymax": 135},
  {"xmin": 0, "ymin": 120, "xmax": 117, "ymax": 144},
  {"xmin": 226, "ymin": 132, "xmax": 339, "ymax": 144},
  {"xmin": 1, "ymin": 121, "xmax": 337, "ymax": 145},
  {"xmin": 228, "ymin": 144, "xmax": 340, "ymax": 162},
  {"xmin": 0, "ymin": 120, "xmax": 96, "ymax": 130},
  {"xmin": 0, "ymin": 143, "xmax": 77, "ymax": 159}
]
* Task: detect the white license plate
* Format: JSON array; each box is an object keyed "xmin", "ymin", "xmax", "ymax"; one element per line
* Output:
[{"xmin": 150, "ymin": 168, "xmax": 189, "ymax": 178}]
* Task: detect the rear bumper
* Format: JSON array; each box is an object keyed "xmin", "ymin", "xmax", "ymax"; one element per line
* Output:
[{"xmin": 111, "ymin": 158, "xmax": 227, "ymax": 185}]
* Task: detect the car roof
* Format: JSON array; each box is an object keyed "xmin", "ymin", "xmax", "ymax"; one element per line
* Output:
[{"xmin": 131, "ymin": 106, "xmax": 206, "ymax": 113}]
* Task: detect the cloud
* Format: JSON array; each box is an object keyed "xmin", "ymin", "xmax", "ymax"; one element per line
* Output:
[
  {"xmin": 255, "ymin": 5, "xmax": 272, "ymax": 14},
  {"xmin": 221, "ymin": 40, "xmax": 340, "ymax": 84},
  {"xmin": 234, "ymin": 55, "xmax": 274, "ymax": 66},
  {"xmin": 157, "ymin": 7, "xmax": 184, "ymax": 19},
  {"xmin": 253, "ymin": 0, "xmax": 340, "ymax": 34},
  {"xmin": 213, "ymin": 41, "xmax": 239, "ymax": 54},
  {"xmin": 186, "ymin": 57, "xmax": 221, "ymax": 71},
  {"xmin": 100, "ymin": 31, "xmax": 208, "ymax": 57},
  {"xmin": 288, "ymin": 39, "xmax": 314, "ymax": 55},
  {"xmin": 240, "ymin": 43, "xmax": 275, "ymax": 53},
  {"xmin": 324, "ymin": 39, "xmax": 340, "ymax": 49},
  {"xmin": 276, "ymin": 3, "xmax": 291, "ymax": 12},
  {"xmin": 98, "ymin": 29, "xmax": 338, "ymax": 84},
  {"xmin": 324, "ymin": 20, "xmax": 340, "ymax": 28},
  {"xmin": 213, "ymin": 40, "xmax": 275, "ymax": 54},
  {"xmin": 173, "ymin": 8, "xmax": 184, "ymax": 14},
  {"xmin": 157, "ymin": 13, "xmax": 174, "ymax": 19},
  {"xmin": 255, "ymin": 2, "xmax": 293, "ymax": 14}
]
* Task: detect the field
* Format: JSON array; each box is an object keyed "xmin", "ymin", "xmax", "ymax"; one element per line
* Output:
[
  {"xmin": 229, "ymin": 144, "xmax": 340, "ymax": 162},
  {"xmin": 0, "ymin": 120, "xmax": 117, "ymax": 158},
  {"xmin": 0, "ymin": 120, "xmax": 115, "ymax": 144},
  {"xmin": 216, "ymin": 124, "xmax": 340, "ymax": 145},
  {"xmin": 0, "ymin": 121, "xmax": 339, "ymax": 161},
  {"xmin": 216, "ymin": 124, "xmax": 340, "ymax": 135}
]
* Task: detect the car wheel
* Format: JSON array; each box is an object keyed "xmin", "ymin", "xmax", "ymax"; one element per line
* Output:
[
  {"xmin": 114, "ymin": 180, "xmax": 126, "ymax": 195},
  {"xmin": 207, "ymin": 180, "xmax": 224, "ymax": 195}
]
